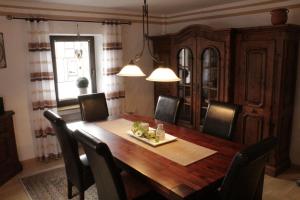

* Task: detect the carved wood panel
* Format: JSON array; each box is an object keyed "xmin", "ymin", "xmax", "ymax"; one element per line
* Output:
[
  {"xmin": 235, "ymin": 40, "xmax": 275, "ymax": 145},
  {"xmin": 242, "ymin": 114, "xmax": 264, "ymax": 145},
  {"xmin": 245, "ymin": 49, "xmax": 266, "ymax": 107}
]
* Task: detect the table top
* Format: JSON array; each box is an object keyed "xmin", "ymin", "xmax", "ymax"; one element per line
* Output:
[{"xmin": 67, "ymin": 114, "xmax": 242, "ymax": 200}]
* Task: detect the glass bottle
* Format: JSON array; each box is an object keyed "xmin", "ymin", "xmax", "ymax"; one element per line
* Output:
[{"xmin": 156, "ymin": 124, "xmax": 165, "ymax": 141}]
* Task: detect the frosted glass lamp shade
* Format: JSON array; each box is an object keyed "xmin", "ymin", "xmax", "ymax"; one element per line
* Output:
[
  {"xmin": 117, "ymin": 63, "xmax": 146, "ymax": 77},
  {"xmin": 146, "ymin": 67, "xmax": 181, "ymax": 82}
]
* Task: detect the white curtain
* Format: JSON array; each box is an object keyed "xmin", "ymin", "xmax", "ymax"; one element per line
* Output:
[
  {"xmin": 28, "ymin": 20, "xmax": 61, "ymax": 160},
  {"xmin": 101, "ymin": 24, "xmax": 125, "ymax": 116}
]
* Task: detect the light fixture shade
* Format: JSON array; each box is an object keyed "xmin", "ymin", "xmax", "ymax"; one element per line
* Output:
[
  {"xmin": 117, "ymin": 64, "xmax": 146, "ymax": 77},
  {"xmin": 146, "ymin": 67, "xmax": 181, "ymax": 82}
]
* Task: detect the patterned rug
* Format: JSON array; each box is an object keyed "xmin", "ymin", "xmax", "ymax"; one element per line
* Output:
[{"xmin": 20, "ymin": 167, "xmax": 98, "ymax": 200}]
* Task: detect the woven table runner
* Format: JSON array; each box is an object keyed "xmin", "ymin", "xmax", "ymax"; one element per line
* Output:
[{"xmin": 95, "ymin": 119, "xmax": 217, "ymax": 166}]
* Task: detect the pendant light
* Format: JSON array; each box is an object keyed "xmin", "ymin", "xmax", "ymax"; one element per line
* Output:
[
  {"xmin": 117, "ymin": 60, "xmax": 146, "ymax": 77},
  {"xmin": 146, "ymin": 66, "xmax": 181, "ymax": 82},
  {"xmin": 117, "ymin": 0, "xmax": 181, "ymax": 82}
]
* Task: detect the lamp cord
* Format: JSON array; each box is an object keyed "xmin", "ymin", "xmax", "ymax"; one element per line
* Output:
[{"xmin": 131, "ymin": 0, "xmax": 162, "ymax": 65}]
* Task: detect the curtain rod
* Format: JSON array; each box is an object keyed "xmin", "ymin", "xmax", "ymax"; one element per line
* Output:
[{"xmin": 6, "ymin": 15, "xmax": 132, "ymax": 25}]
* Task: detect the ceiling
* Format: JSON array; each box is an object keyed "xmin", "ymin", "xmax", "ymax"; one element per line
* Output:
[{"xmin": 21, "ymin": 0, "xmax": 247, "ymax": 15}]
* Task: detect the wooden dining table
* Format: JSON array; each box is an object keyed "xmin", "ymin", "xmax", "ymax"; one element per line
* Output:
[{"xmin": 67, "ymin": 114, "xmax": 242, "ymax": 200}]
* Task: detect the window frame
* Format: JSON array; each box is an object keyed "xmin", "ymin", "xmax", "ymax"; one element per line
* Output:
[{"xmin": 50, "ymin": 35, "xmax": 97, "ymax": 107}]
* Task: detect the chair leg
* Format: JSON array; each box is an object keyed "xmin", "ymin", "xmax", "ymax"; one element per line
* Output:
[
  {"xmin": 79, "ymin": 192, "xmax": 84, "ymax": 200},
  {"xmin": 67, "ymin": 180, "xmax": 72, "ymax": 199}
]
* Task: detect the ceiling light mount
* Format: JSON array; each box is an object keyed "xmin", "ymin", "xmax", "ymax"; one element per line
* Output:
[{"xmin": 117, "ymin": 0, "xmax": 181, "ymax": 82}]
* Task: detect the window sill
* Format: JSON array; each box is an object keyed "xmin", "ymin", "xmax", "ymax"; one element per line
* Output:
[
  {"xmin": 58, "ymin": 104, "xmax": 80, "ymax": 112},
  {"xmin": 58, "ymin": 105, "xmax": 81, "ymax": 122}
]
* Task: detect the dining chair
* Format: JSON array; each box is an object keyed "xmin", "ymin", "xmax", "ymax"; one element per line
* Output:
[
  {"xmin": 73, "ymin": 129, "xmax": 166, "ymax": 200},
  {"xmin": 78, "ymin": 93, "xmax": 109, "ymax": 122},
  {"xmin": 207, "ymin": 137, "xmax": 277, "ymax": 200},
  {"xmin": 154, "ymin": 95, "xmax": 181, "ymax": 124},
  {"xmin": 202, "ymin": 101, "xmax": 240, "ymax": 140},
  {"xmin": 44, "ymin": 110, "xmax": 94, "ymax": 200}
]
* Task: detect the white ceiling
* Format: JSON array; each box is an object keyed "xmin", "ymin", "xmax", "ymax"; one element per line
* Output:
[{"xmin": 21, "ymin": 0, "xmax": 247, "ymax": 14}]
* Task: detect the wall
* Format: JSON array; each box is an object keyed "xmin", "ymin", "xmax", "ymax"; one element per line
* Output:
[
  {"xmin": 0, "ymin": 17, "xmax": 33, "ymax": 161},
  {"xmin": 122, "ymin": 23, "xmax": 162, "ymax": 116},
  {"xmin": 0, "ymin": 16, "xmax": 161, "ymax": 161},
  {"xmin": 163, "ymin": 7, "xmax": 300, "ymax": 165}
]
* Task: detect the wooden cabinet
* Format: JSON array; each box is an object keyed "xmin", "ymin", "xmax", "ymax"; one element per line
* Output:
[
  {"xmin": 151, "ymin": 25, "xmax": 233, "ymax": 129},
  {"xmin": 234, "ymin": 40, "xmax": 275, "ymax": 145},
  {"xmin": 0, "ymin": 111, "xmax": 22, "ymax": 185},
  {"xmin": 234, "ymin": 25, "xmax": 300, "ymax": 176},
  {"xmin": 151, "ymin": 24, "xmax": 300, "ymax": 176}
]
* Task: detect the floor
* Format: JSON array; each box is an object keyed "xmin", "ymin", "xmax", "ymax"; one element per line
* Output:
[{"xmin": 0, "ymin": 158, "xmax": 300, "ymax": 200}]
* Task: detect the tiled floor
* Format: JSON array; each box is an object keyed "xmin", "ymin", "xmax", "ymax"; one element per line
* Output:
[{"xmin": 0, "ymin": 158, "xmax": 300, "ymax": 200}]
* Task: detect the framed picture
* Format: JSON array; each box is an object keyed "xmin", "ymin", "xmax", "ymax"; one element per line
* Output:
[{"xmin": 0, "ymin": 33, "xmax": 7, "ymax": 68}]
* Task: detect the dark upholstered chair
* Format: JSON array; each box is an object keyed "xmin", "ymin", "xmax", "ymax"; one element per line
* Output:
[
  {"xmin": 73, "ymin": 129, "xmax": 165, "ymax": 200},
  {"xmin": 202, "ymin": 101, "xmax": 240, "ymax": 140},
  {"xmin": 44, "ymin": 110, "xmax": 94, "ymax": 200},
  {"xmin": 78, "ymin": 93, "xmax": 109, "ymax": 122},
  {"xmin": 154, "ymin": 95, "xmax": 181, "ymax": 124},
  {"xmin": 207, "ymin": 137, "xmax": 277, "ymax": 200}
]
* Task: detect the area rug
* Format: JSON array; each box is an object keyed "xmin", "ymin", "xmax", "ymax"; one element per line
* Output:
[{"xmin": 20, "ymin": 167, "xmax": 98, "ymax": 200}]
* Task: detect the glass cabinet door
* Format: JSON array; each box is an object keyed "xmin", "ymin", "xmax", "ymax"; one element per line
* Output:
[
  {"xmin": 200, "ymin": 48, "xmax": 220, "ymax": 125},
  {"xmin": 177, "ymin": 48, "xmax": 193, "ymax": 124}
]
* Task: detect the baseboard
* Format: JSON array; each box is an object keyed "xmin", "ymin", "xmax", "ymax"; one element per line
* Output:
[
  {"xmin": 266, "ymin": 160, "xmax": 291, "ymax": 177},
  {"xmin": 291, "ymin": 164, "xmax": 300, "ymax": 170}
]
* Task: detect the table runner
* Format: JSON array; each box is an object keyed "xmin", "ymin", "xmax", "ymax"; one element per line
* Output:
[{"xmin": 95, "ymin": 118, "xmax": 216, "ymax": 166}]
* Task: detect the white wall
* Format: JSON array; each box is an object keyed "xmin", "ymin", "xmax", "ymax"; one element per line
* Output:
[
  {"xmin": 0, "ymin": 16, "xmax": 161, "ymax": 161},
  {"xmin": 164, "ymin": 7, "xmax": 300, "ymax": 166},
  {"xmin": 0, "ymin": 17, "xmax": 34, "ymax": 161},
  {"xmin": 122, "ymin": 23, "xmax": 162, "ymax": 116}
]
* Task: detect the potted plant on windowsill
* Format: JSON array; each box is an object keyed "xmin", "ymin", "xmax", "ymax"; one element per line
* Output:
[{"xmin": 76, "ymin": 77, "xmax": 89, "ymax": 95}]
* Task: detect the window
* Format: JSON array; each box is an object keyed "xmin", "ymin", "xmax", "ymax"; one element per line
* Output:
[{"xmin": 50, "ymin": 36, "xmax": 96, "ymax": 107}]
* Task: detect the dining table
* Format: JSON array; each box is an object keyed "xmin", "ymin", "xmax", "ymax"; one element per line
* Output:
[{"xmin": 67, "ymin": 114, "xmax": 243, "ymax": 200}]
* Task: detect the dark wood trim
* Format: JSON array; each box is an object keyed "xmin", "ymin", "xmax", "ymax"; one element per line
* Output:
[{"xmin": 50, "ymin": 35, "xmax": 96, "ymax": 107}]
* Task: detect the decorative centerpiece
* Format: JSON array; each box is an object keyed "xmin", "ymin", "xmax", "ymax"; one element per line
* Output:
[
  {"xmin": 76, "ymin": 77, "xmax": 89, "ymax": 95},
  {"xmin": 129, "ymin": 121, "xmax": 176, "ymax": 147},
  {"xmin": 131, "ymin": 121, "xmax": 159, "ymax": 141},
  {"xmin": 270, "ymin": 8, "xmax": 289, "ymax": 25}
]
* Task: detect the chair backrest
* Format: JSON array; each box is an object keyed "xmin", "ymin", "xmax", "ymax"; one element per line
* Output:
[
  {"xmin": 202, "ymin": 101, "xmax": 240, "ymax": 140},
  {"xmin": 154, "ymin": 95, "xmax": 181, "ymax": 124},
  {"xmin": 219, "ymin": 137, "xmax": 277, "ymax": 200},
  {"xmin": 78, "ymin": 93, "xmax": 109, "ymax": 122},
  {"xmin": 43, "ymin": 110, "xmax": 82, "ymax": 187},
  {"xmin": 73, "ymin": 129, "xmax": 127, "ymax": 200}
]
